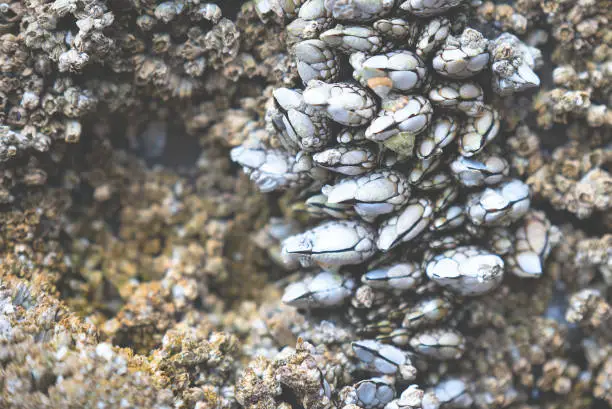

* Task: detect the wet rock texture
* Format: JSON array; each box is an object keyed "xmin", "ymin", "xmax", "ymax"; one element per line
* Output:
[{"xmin": 0, "ymin": 1, "xmax": 610, "ymax": 409}]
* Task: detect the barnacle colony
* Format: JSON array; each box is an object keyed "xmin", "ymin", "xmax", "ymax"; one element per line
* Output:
[{"xmin": 233, "ymin": 0, "xmax": 558, "ymax": 407}]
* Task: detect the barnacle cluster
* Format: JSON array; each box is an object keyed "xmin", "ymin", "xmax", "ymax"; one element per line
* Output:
[{"xmin": 230, "ymin": 0, "xmax": 565, "ymax": 407}]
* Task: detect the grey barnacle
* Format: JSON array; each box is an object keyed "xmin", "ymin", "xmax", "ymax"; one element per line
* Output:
[
  {"xmin": 352, "ymin": 339, "xmax": 418, "ymax": 380},
  {"xmin": 422, "ymin": 378, "xmax": 473, "ymax": 409},
  {"xmin": 304, "ymin": 80, "xmax": 378, "ymax": 126}
]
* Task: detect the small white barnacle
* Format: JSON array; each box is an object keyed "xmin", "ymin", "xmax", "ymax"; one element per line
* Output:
[
  {"xmin": 409, "ymin": 328, "xmax": 465, "ymax": 360},
  {"xmin": 362, "ymin": 261, "xmax": 423, "ymax": 291},
  {"xmin": 415, "ymin": 115, "xmax": 459, "ymax": 160},
  {"xmin": 506, "ymin": 210, "xmax": 560, "ymax": 278},
  {"xmin": 322, "ymin": 170, "xmax": 411, "ymax": 221},
  {"xmin": 325, "ymin": 0, "xmax": 396, "ymax": 22},
  {"xmin": 422, "ymin": 378, "xmax": 473, "ymax": 409},
  {"xmin": 458, "ymin": 105, "xmax": 500, "ymax": 157},
  {"xmin": 352, "ymin": 339, "xmax": 418, "ymax": 380},
  {"xmin": 376, "ymin": 198, "xmax": 433, "ymax": 251},
  {"xmin": 294, "ymin": 39, "xmax": 341, "ymax": 84},
  {"xmin": 424, "ymin": 245, "xmax": 505, "ymax": 296},
  {"xmin": 450, "ymin": 152, "xmax": 509, "ymax": 187},
  {"xmin": 313, "ymin": 144, "xmax": 378, "ymax": 175},
  {"xmin": 432, "ymin": 28, "xmax": 489, "ymax": 79},
  {"xmin": 351, "ymin": 50, "xmax": 429, "ymax": 98},
  {"xmin": 320, "ymin": 24, "xmax": 384, "ymax": 54},
  {"xmin": 466, "ymin": 178, "xmax": 530, "ymax": 226},
  {"xmin": 282, "ymin": 271, "xmax": 355, "ymax": 307},
  {"xmin": 341, "ymin": 376, "xmax": 396, "ymax": 409},
  {"xmin": 401, "ymin": 296, "xmax": 452, "ymax": 329},
  {"xmin": 304, "ymin": 80, "xmax": 378, "ymax": 126},
  {"xmin": 399, "ymin": 0, "xmax": 464, "ymax": 17},
  {"xmin": 282, "ymin": 219, "xmax": 377, "ymax": 269}
]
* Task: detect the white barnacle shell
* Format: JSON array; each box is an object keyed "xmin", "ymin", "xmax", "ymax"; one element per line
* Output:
[
  {"xmin": 294, "ymin": 39, "xmax": 341, "ymax": 84},
  {"xmin": 506, "ymin": 211, "xmax": 559, "ymax": 278},
  {"xmin": 282, "ymin": 271, "xmax": 355, "ymax": 307},
  {"xmin": 424, "ymin": 245, "xmax": 505, "ymax": 296},
  {"xmin": 324, "ymin": 0, "xmax": 395, "ymax": 22},
  {"xmin": 352, "ymin": 340, "xmax": 417, "ymax": 380},
  {"xmin": 429, "ymin": 205, "xmax": 465, "ymax": 232},
  {"xmin": 428, "ymin": 80, "xmax": 485, "ymax": 117},
  {"xmin": 466, "ymin": 178, "xmax": 530, "ymax": 226},
  {"xmin": 399, "ymin": 0, "xmax": 464, "ymax": 17},
  {"xmin": 376, "ymin": 197, "xmax": 433, "ymax": 251},
  {"xmin": 313, "ymin": 144, "xmax": 378, "ymax": 175},
  {"xmin": 320, "ymin": 24, "xmax": 384, "ymax": 54},
  {"xmin": 450, "ymin": 153, "xmax": 509, "ymax": 187},
  {"xmin": 489, "ymin": 32, "xmax": 541, "ymax": 96},
  {"xmin": 282, "ymin": 219, "xmax": 377, "ymax": 268},
  {"xmin": 409, "ymin": 329, "xmax": 465, "ymax": 360},
  {"xmin": 415, "ymin": 115, "xmax": 459, "ymax": 160},
  {"xmin": 271, "ymin": 87, "xmax": 333, "ymax": 153},
  {"xmin": 347, "ymin": 377, "xmax": 396, "ymax": 409},
  {"xmin": 458, "ymin": 105, "xmax": 500, "ymax": 157},
  {"xmin": 323, "ymin": 169, "xmax": 411, "ymax": 221},
  {"xmin": 304, "ymin": 80, "xmax": 378, "ymax": 126},
  {"xmin": 362, "ymin": 261, "xmax": 423, "ymax": 291},
  {"xmin": 230, "ymin": 145, "xmax": 314, "ymax": 192},
  {"xmin": 432, "ymin": 28, "xmax": 489, "ymax": 79},
  {"xmin": 351, "ymin": 50, "xmax": 429, "ymax": 98},
  {"xmin": 422, "ymin": 378, "xmax": 473, "ymax": 409},
  {"xmin": 373, "ymin": 18, "xmax": 420, "ymax": 44},
  {"xmin": 306, "ymin": 193, "xmax": 356, "ymax": 219},
  {"xmin": 365, "ymin": 94, "xmax": 432, "ymax": 155},
  {"xmin": 402, "ymin": 296, "xmax": 452, "ymax": 329},
  {"xmin": 415, "ymin": 16, "xmax": 451, "ymax": 58}
]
